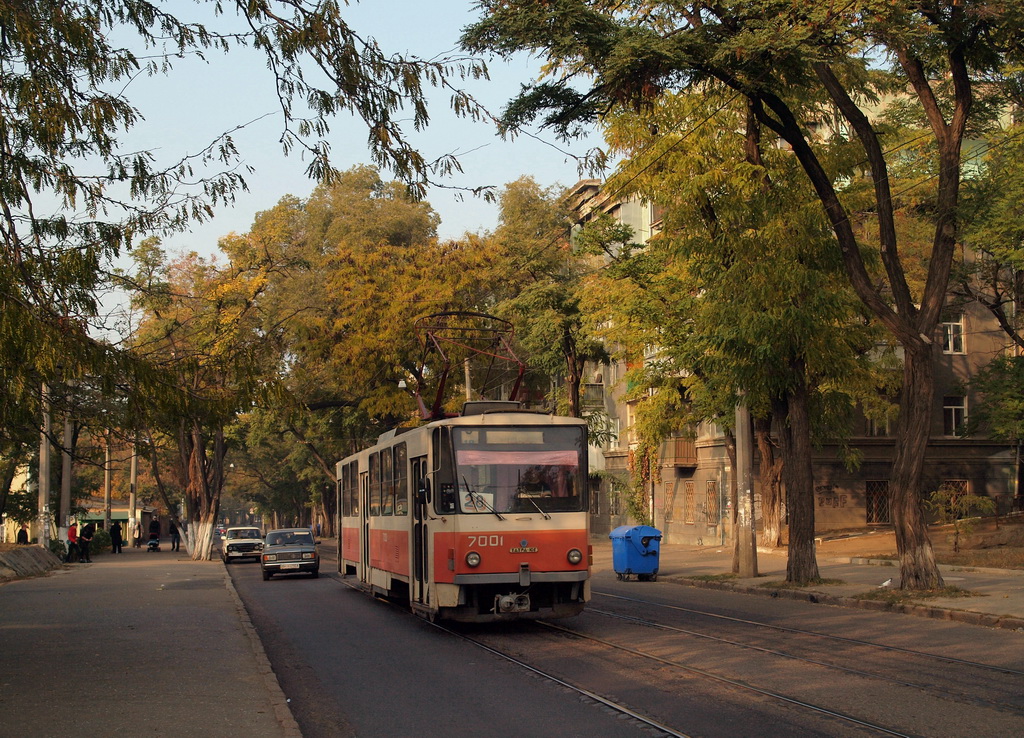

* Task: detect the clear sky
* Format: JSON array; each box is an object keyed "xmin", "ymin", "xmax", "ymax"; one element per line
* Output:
[{"xmin": 133, "ymin": 0, "xmax": 603, "ymax": 259}]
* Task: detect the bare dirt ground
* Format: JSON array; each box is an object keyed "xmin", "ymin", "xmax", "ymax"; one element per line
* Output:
[{"xmin": 817, "ymin": 516, "xmax": 1024, "ymax": 570}]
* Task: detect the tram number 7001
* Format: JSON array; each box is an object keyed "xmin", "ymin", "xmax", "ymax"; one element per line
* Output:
[{"xmin": 467, "ymin": 535, "xmax": 504, "ymax": 547}]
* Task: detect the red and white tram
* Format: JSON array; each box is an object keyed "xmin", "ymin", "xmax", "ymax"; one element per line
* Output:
[{"xmin": 336, "ymin": 400, "xmax": 590, "ymax": 622}]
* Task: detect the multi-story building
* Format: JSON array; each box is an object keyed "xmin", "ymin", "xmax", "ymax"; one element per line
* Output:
[{"xmin": 568, "ymin": 179, "xmax": 1021, "ymax": 545}]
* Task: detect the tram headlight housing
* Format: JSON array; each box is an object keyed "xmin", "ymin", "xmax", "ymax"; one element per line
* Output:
[
  {"xmin": 465, "ymin": 551, "xmax": 481, "ymax": 567},
  {"xmin": 567, "ymin": 548, "xmax": 584, "ymax": 565}
]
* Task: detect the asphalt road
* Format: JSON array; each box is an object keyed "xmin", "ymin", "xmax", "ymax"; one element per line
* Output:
[
  {"xmin": 227, "ymin": 547, "xmax": 653, "ymax": 738},
  {"xmin": 227, "ymin": 543, "xmax": 1024, "ymax": 738}
]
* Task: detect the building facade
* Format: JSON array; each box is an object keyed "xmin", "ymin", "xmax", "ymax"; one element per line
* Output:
[{"xmin": 569, "ymin": 180, "xmax": 1021, "ymax": 545}]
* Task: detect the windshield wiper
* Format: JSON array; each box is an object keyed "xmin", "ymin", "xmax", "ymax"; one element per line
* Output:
[
  {"xmin": 462, "ymin": 476, "xmax": 504, "ymax": 521},
  {"xmin": 522, "ymin": 495, "xmax": 551, "ymax": 520}
]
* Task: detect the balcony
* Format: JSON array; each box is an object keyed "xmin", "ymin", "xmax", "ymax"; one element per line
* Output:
[{"xmin": 662, "ymin": 436, "xmax": 697, "ymax": 467}]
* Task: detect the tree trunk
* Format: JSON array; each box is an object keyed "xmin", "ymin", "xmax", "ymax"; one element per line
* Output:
[
  {"xmin": 755, "ymin": 417, "xmax": 784, "ymax": 548},
  {"xmin": 892, "ymin": 342, "xmax": 944, "ymax": 589},
  {"xmin": 773, "ymin": 367, "xmax": 819, "ymax": 584}
]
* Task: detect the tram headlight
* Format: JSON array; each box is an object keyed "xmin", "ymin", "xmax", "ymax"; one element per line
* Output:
[
  {"xmin": 465, "ymin": 551, "xmax": 481, "ymax": 567},
  {"xmin": 567, "ymin": 548, "xmax": 584, "ymax": 565}
]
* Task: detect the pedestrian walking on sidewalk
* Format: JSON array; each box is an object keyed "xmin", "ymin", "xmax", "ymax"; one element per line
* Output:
[
  {"xmin": 131, "ymin": 518, "xmax": 142, "ymax": 548},
  {"xmin": 16, "ymin": 525, "xmax": 28, "ymax": 544},
  {"xmin": 79, "ymin": 522, "xmax": 95, "ymax": 562},
  {"xmin": 110, "ymin": 521, "xmax": 123, "ymax": 554},
  {"xmin": 66, "ymin": 521, "xmax": 79, "ymax": 563},
  {"xmin": 170, "ymin": 522, "xmax": 180, "ymax": 552}
]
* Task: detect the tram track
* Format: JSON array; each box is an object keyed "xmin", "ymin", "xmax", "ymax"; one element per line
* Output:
[
  {"xmin": 336, "ymin": 577, "xmax": 689, "ymax": 736},
  {"xmin": 533, "ymin": 619, "xmax": 914, "ymax": 738},
  {"xmin": 583, "ymin": 606, "xmax": 1024, "ymax": 716},
  {"xmin": 592, "ymin": 589, "xmax": 1024, "ymax": 714},
  {"xmin": 447, "ymin": 600, "xmax": 1024, "ymax": 737},
  {"xmin": 333, "ymin": 576, "xmax": 1023, "ymax": 736},
  {"xmin": 593, "ymin": 590, "xmax": 1024, "ymax": 679},
  {"xmin": 429, "ymin": 618, "xmax": 694, "ymax": 738}
]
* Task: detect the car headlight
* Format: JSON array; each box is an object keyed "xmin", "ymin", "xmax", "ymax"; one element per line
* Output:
[
  {"xmin": 263, "ymin": 554, "xmax": 277, "ymax": 562},
  {"xmin": 567, "ymin": 548, "xmax": 584, "ymax": 565},
  {"xmin": 301, "ymin": 552, "xmax": 314, "ymax": 559},
  {"xmin": 465, "ymin": 551, "xmax": 481, "ymax": 567}
]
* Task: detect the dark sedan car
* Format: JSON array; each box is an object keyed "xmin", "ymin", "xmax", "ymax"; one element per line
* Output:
[{"xmin": 261, "ymin": 528, "xmax": 320, "ymax": 580}]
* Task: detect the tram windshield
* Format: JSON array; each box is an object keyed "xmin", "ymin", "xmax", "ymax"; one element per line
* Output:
[{"xmin": 451, "ymin": 425, "xmax": 585, "ymax": 515}]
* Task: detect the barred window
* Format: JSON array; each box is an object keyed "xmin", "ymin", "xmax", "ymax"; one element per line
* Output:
[
  {"xmin": 705, "ymin": 481, "xmax": 720, "ymax": 526},
  {"xmin": 683, "ymin": 481, "xmax": 695, "ymax": 524},
  {"xmin": 940, "ymin": 479, "xmax": 969, "ymax": 495},
  {"xmin": 866, "ymin": 480, "xmax": 890, "ymax": 524}
]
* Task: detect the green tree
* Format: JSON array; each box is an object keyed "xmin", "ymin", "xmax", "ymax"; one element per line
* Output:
[
  {"xmin": 127, "ymin": 241, "xmax": 282, "ymax": 559},
  {"xmin": 959, "ymin": 125, "xmax": 1024, "ymax": 349},
  {"xmin": 575, "ymin": 91, "xmax": 882, "ymax": 582},
  {"xmin": 2, "ymin": 0, "xmax": 487, "ymax": 471},
  {"xmin": 486, "ymin": 177, "xmax": 610, "ymax": 418},
  {"xmin": 927, "ymin": 483, "xmax": 997, "ymax": 553},
  {"xmin": 462, "ymin": 0, "xmax": 1024, "ymax": 589},
  {"xmin": 211, "ymin": 167, "xmax": 481, "ymax": 527}
]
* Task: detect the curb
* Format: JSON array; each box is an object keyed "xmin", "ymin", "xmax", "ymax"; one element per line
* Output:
[
  {"xmin": 667, "ymin": 574, "xmax": 1024, "ymax": 632},
  {"xmin": 222, "ymin": 565, "xmax": 304, "ymax": 738}
]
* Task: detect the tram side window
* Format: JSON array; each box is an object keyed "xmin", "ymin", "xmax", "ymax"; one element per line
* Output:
[
  {"xmin": 381, "ymin": 445, "xmax": 394, "ymax": 516},
  {"xmin": 340, "ymin": 464, "xmax": 349, "ymax": 517},
  {"xmin": 344, "ymin": 462, "xmax": 358, "ymax": 517},
  {"xmin": 394, "ymin": 443, "xmax": 408, "ymax": 516},
  {"xmin": 369, "ymin": 452, "xmax": 380, "ymax": 516}
]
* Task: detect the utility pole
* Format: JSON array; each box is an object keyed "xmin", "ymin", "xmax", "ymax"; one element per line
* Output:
[
  {"xmin": 129, "ymin": 441, "xmax": 138, "ymax": 530},
  {"xmin": 103, "ymin": 431, "xmax": 111, "ymax": 530},
  {"xmin": 38, "ymin": 382, "xmax": 52, "ymax": 548},
  {"xmin": 735, "ymin": 398, "xmax": 758, "ymax": 578},
  {"xmin": 60, "ymin": 418, "xmax": 73, "ymax": 527}
]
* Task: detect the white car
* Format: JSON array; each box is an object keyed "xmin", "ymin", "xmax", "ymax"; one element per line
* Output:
[{"xmin": 222, "ymin": 526, "xmax": 264, "ymax": 563}]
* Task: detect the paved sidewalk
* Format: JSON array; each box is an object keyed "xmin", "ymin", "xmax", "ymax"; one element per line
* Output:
[
  {"xmin": 0, "ymin": 543, "xmax": 300, "ymax": 738},
  {"xmin": 592, "ymin": 532, "xmax": 1024, "ymax": 631}
]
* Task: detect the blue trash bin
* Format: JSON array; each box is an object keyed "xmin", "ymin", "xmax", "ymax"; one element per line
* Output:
[{"xmin": 609, "ymin": 525, "xmax": 662, "ymax": 581}]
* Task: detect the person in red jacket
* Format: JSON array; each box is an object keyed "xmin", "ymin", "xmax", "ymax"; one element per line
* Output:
[{"xmin": 66, "ymin": 521, "xmax": 79, "ymax": 563}]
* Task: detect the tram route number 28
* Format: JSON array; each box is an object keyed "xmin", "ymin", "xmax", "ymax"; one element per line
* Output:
[{"xmin": 467, "ymin": 535, "xmax": 504, "ymax": 547}]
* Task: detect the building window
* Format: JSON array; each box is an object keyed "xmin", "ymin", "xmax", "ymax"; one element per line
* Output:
[
  {"xmin": 683, "ymin": 481, "xmax": 695, "ymax": 524},
  {"xmin": 582, "ymin": 383, "xmax": 604, "ymax": 407},
  {"xmin": 943, "ymin": 396, "xmax": 966, "ymax": 436},
  {"xmin": 705, "ymin": 481, "xmax": 720, "ymax": 527},
  {"xmin": 866, "ymin": 481, "xmax": 890, "ymax": 524},
  {"xmin": 866, "ymin": 416, "xmax": 891, "ymax": 437},
  {"xmin": 942, "ymin": 314, "xmax": 966, "ymax": 354},
  {"xmin": 940, "ymin": 479, "xmax": 969, "ymax": 496}
]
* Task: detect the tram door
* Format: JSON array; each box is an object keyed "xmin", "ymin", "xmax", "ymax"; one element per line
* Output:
[
  {"xmin": 411, "ymin": 455, "xmax": 429, "ymax": 604},
  {"xmin": 359, "ymin": 470, "xmax": 370, "ymax": 584}
]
